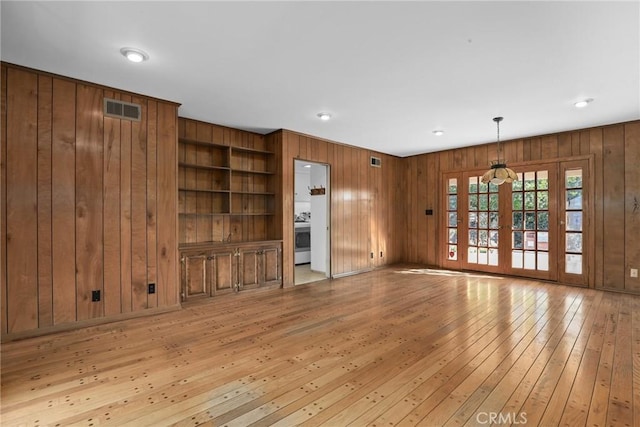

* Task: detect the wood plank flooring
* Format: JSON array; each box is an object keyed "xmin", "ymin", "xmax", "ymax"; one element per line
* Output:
[{"xmin": 1, "ymin": 266, "xmax": 639, "ymax": 426}]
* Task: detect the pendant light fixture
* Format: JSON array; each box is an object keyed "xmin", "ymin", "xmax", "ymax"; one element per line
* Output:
[{"xmin": 481, "ymin": 116, "xmax": 517, "ymax": 185}]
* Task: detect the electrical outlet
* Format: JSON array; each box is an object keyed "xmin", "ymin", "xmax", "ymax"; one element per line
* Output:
[
  {"xmin": 91, "ymin": 290, "xmax": 101, "ymax": 302},
  {"xmin": 631, "ymin": 268, "xmax": 638, "ymax": 278},
  {"xmin": 380, "ymin": 251, "xmax": 383, "ymax": 258},
  {"xmin": 370, "ymin": 252, "xmax": 374, "ymax": 259},
  {"xmin": 148, "ymin": 283, "xmax": 156, "ymax": 294}
]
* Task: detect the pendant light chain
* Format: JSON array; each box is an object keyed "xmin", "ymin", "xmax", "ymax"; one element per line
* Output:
[
  {"xmin": 494, "ymin": 116, "xmax": 503, "ymax": 165},
  {"xmin": 496, "ymin": 119, "xmax": 501, "ymax": 163},
  {"xmin": 482, "ymin": 116, "xmax": 517, "ymax": 185}
]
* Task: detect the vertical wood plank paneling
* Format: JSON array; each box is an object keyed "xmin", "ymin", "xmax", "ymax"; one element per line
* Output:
[
  {"xmin": 571, "ymin": 132, "xmax": 582, "ymax": 156},
  {"xmin": 331, "ymin": 145, "xmax": 345, "ymax": 274},
  {"xmin": 414, "ymin": 156, "xmax": 425, "ymax": 263},
  {"xmin": 513, "ymin": 139, "xmax": 525, "ymax": 163},
  {"xmin": 381, "ymin": 154, "xmax": 388, "ymax": 265},
  {"xmin": 591, "ymin": 128, "xmax": 604, "ymax": 288},
  {"xmin": 426, "ymin": 154, "xmax": 438, "ymax": 265},
  {"xmin": 367, "ymin": 151, "xmax": 376, "ymax": 268},
  {"xmin": 2, "ymin": 65, "xmax": 180, "ymax": 337},
  {"xmin": 342, "ymin": 147, "xmax": 360, "ymax": 272},
  {"xmin": 376, "ymin": 155, "xmax": 385, "ymax": 266},
  {"xmin": 348, "ymin": 146, "xmax": 357, "ymax": 272},
  {"xmin": 75, "ymin": 84, "xmax": 104, "ymax": 321},
  {"xmin": 529, "ymin": 137, "xmax": 541, "ymax": 161},
  {"xmin": 316, "ymin": 140, "xmax": 328, "ymax": 163},
  {"xmin": 131, "ymin": 97, "xmax": 148, "ymax": 311},
  {"xmin": 37, "ymin": 75, "xmax": 53, "ymax": 327},
  {"xmin": 522, "ymin": 139, "xmax": 532, "ymax": 161},
  {"xmin": 281, "ymin": 132, "xmax": 294, "ymax": 285},
  {"xmin": 392, "ymin": 155, "xmax": 399, "ymax": 262},
  {"xmin": 51, "ymin": 78, "xmax": 77, "ymax": 325},
  {"xmin": 438, "ymin": 151, "xmax": 449, "ymax": 172},
  {"xmin": 146, "ymin": 100, "xmax": 158, "ymax": 308},
  {"xmin": 601, "ymin": 125, "xmax": 625, "ymax": 289},
  {"xmin": 157, "ymin": 102, "xmax": 178, "ymax": 307},
  {"xmin": 452, "ymin": 149, "xmax": 462, "ymax": 170},
  {"xmin": 336, "ymin": 145, "xmax": 345, "ymax": 275},
  {"xmin": 475, "ymin": 145, "xmax": 488, "ymax": 169},
  {"xmin": 624, "ymin": 122, "xmax": 640, "ymax": 291},
  {"xmin": 540, "ymin": 135, "xmax": 558, "ymax": 160},
  {"xmin": 558, "ymin": 133, "xmax": 572, "ymax": 158},
  {"xmin": 579, "ymin": 130, "xmax": 591, "ymax": 156},
  {"xmin": 6, "ymin": 68, "xmax": 39, "ymax": 333},
  {"xmin": 120, "ymin": 94, "xmax": 132, "ymax": 313},
  {"xmin": 0, "ymin": 65, "xmax": 7, "ymax": 334},
  {"xmin": 464, "ymin": 146, "xmax": 475, "ymax": 170},
  {"xmin": 360, "ymin": 149, "xmax": 369, "ymax": 270},
  {"xmin": 299, "ymin": 136, "xmax": 308, "ymax": 160},
  {"xmin": 410, "ymin": 156, "xmax": 420, "ymax": 262},
  {"xmin": 103, "ymin": 91, "xmax": 122, "ymax": 316},
  {"xmin": 500, "ymin": 140, "xmax": 513, "ymax": 167}
]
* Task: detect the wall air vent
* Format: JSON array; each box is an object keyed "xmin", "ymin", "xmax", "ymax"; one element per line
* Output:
[
  {"xmin": 104, "ymin": 98, "xmax": 141, "ymax": 121},
  {"xmin": 370, "ymin": 156, "xmax": 382, "ymax": 167}
]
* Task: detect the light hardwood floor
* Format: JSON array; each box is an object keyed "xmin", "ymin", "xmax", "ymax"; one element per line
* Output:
[{"xmin": 1, "ymin": 266, "xmax": 639, "ymax": 426}]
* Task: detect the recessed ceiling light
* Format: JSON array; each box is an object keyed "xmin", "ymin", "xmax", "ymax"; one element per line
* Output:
[
  {"xmin": 120, "ymin": 47, "xmax": 149, "ymax": 63},
  {"xmin": 304, "ymin": 164, "xmax": 311, "ymax": 168},
  {"xmin": 432, "ymin": 130, "xmax": 444, "ymax": 136},
  {"xmin": 574, "ymin": 98, "xmax": 593, "ymax": 108},
  {"xmin": 317, "ymin": 112, "xmax": 332, "ymax": 121}
]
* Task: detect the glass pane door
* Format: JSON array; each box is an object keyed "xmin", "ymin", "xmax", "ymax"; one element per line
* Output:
[
  {"xmin": 441, "ymin": 161, "xmax": 587, "ymax": 285},
  {"xmin": 466, "ymin": 176, "xmax": 500, "ymax": 268},
  {"xmin": 506, "ymin": 168, "xmax": 557, "ymax": 280},
  {"xmin": 559, "ymin": 160, "xmax": 589, "ymax": 285},
  {"xmin": 442, "ymin": 172, "xmax": 502, "ymax": 274},
  {"xmin": 442, "ymin": 174, "xmax": 462, "ymax": 270}
]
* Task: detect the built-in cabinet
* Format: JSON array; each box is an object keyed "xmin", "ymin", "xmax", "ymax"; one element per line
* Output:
[
  {"xmin": 178, "ymin": 118, "xmax": 282, "ymax": 302},
  {"xmin": 180, "ymin": 241, "xmax": 282, "ymax": 301}
]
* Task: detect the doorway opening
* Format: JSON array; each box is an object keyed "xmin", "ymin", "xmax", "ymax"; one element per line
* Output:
[{"xmin": 293, "ymin": 160, "xmax": 331, "ymax": 285}]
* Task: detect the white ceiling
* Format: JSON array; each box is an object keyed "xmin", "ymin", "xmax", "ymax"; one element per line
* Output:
[{"xmin": 2, "ymin": 1, "xmax": 638, "ymax": 157}]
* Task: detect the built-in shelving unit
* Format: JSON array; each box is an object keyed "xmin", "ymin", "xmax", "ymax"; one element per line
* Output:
[
  {"xmin": 178, "ymin": 119, "xmax": 279, "ymax": 246},
  {"xmin": 177, "ymin": 118, "xmax": 282, "ymax": 300}
]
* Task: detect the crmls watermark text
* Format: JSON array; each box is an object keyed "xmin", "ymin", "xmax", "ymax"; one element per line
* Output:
[{"xmin": 476, "ymin": 412, "xmax": 528, "ymax": 425}]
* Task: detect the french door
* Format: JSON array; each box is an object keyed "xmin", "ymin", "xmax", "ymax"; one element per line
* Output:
[{"xmin": 442, "ymin": 160, "xmax": 589, "ymax": 285}]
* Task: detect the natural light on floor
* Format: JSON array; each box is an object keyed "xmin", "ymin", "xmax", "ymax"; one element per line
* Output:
[{"xmin": 396, "ymin": 268, "xmax": 504, "ymax": 279}]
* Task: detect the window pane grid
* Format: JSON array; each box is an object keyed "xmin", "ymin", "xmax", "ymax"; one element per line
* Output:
[
  {"xmin": 447, "ymin": 178, "xmax": 458, "ymax": 261},
  {"xmin": 565, "ymin": 169, "xmax": 583, "ymax": 274},
  {"xmin": 512, "ymin": 170, "xmax": 549, "ymax": 271},
  {"xmin": 468, "ymin": 176, "xmax": 499, "ymax": 266}
]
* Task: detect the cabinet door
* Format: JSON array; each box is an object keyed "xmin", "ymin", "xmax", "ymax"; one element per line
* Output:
[
  {"xmin": 210, "ymin": 249, "xmax": 236, "ymax": 294},
  {"xmin": 238, "ymin": 248, "xmax": 260, "ymax": 290},
  {"xmin": 261, "ymin": 245, "xmax": 281, "ymax": 286},
  {"xmin": 181, "ymin": 252, "xmax": 209, "ymax": 301}
]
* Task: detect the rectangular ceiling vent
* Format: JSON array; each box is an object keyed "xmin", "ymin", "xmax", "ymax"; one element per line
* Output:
[
  {"xmin": 104, "ymin": 98, "xmax": 141, "ymax": 121},
  {"xmin": 370, "ymin": 156, "xmax": 382, "ymax": 168}
]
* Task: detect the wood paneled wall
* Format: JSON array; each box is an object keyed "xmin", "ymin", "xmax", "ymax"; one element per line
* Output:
[
  {"xmin": 272, "ymin": 130, "xmax": 403, "ymax": 287},
  {"xmin": 401, "ymin": 120, "xmax": 640, "ymax": 293},
  {"xmin": 1, "ymin": 64, "xmax": 179, "ymax": 338}
]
